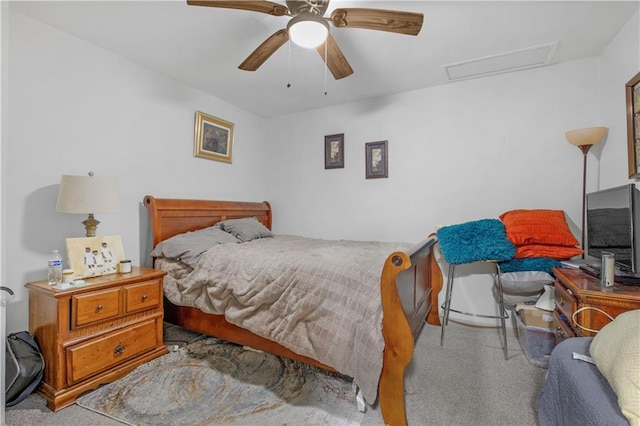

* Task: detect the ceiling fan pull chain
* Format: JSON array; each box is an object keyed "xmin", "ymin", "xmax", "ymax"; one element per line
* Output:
[
  {"xmin": 287, "ymin": 39, "xmax": 292, "ymax": 88},
  {"xmin": 323, "ymin": 38, "xmax": 328, "ymax": 96}
]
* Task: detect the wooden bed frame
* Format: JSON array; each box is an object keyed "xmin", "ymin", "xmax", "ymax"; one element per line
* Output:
[{"xmin": 143, "ymin": 195, "xmax": 443, "ymax": 426}]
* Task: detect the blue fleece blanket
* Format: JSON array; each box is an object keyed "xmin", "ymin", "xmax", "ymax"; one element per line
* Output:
[
  {"xmin": 437, "ymin": 219, "xmax": 515, "ymax": 265},
  {"xmin": 498, "ymin": 258, "xmax": 561, "ymax": 274}
]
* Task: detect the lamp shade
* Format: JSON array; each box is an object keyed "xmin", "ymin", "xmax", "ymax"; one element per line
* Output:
[
  {"xmin": 287, "ymin": 13, "xmax": 329, "ymax": 48},
  {"xmin": 56, "ymin": 174, "xmax": 120, "ymax": 214},
  {"xmin": 565, "ymin": 127, "xmax": 608, "ymax": 147}
]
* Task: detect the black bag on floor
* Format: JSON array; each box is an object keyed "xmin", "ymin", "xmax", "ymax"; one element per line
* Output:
[{"xmin": 5, "ymin": 331, "xmax": 45, "ymax": 407}]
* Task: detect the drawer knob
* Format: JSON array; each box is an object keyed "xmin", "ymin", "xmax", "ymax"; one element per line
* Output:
[
  {"xmin": 114, "ymin": 344, "xmax": 125, "ymax": 356},
  {"xmin": 558, "ymin": 297, "xmax": 564, "ymax": 306},
  {"xmin": 142, "ymin": 294, "xmax": 148, "ymax": 301},
  {"xmin": 96, "ymin": 304, "xmax": 104, "ymax": 312}
]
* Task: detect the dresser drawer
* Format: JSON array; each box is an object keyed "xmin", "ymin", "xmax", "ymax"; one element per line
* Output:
[
  {"xmin": 124, "ymin": 280, "xmax": 161, "ymax": 313},
  {"xmin": 66, "ymin": 319, "xmax": 158, "ymax": 384},
  {"xmin": 552, "ymin": 311, "xmax": 575, "ymax": 343},
  {"xmin": 554, "ymin": 282, "xmax": 577, "ymax": 322},
  {"xmin": 72, "ymin": 287, "xmax": 121, "ymax": 327}
]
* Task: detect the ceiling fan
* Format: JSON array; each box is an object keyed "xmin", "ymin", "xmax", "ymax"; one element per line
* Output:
[{"xmin": 186, "ymin": 0, "xmax": 424, "ymax": 80}]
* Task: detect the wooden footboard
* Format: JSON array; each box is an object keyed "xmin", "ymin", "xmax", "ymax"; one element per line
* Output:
[
  {"xmin": 144, "ymin": 196, "xmax": 442, "ymax": 426},
  {"xmin": 379, "ymin": 236, "xmax": 442, "ymax": 426}
]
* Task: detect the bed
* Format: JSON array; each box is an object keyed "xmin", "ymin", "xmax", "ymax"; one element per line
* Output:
[{"xmin": 143, "ymin": 196, "xmax": 443, "ymax": 426}]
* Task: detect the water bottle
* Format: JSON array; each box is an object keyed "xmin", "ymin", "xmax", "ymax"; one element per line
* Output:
[{"xmin": 48, "ymin": 250, "xmax": 63, "ymax": 285}]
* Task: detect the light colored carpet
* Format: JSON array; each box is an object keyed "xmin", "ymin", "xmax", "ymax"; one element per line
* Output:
[
  {"xmin": 5, "ymin": 320, "xmax": 547, "ymax": 426},
  {"xmin": 397, "ymin": 320, "xmax": 547, "ymax": 426}
]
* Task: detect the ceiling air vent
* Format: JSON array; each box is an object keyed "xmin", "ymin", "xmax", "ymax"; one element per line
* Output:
[{"xmin": 444, "ymin": 41, "xmax": 558, "ymax": 81}]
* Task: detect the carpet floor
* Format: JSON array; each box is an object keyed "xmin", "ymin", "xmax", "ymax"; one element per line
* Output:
[{"xmin": 5, "ymin": 320, "xmax": 547, "ymax": 425}]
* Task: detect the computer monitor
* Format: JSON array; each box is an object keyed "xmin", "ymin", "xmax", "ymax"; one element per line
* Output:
[{"xmin": 586, "ymin": 184, "xmax": 640, "ymax": 273}]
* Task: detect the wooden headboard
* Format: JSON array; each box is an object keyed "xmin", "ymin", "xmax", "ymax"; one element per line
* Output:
[{"xmin": 143, "ymin": 196, "xmax": 272, "ymax": 247}]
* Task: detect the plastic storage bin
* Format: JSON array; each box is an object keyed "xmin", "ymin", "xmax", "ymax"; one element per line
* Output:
[{"xmin": 515, "ymin": 307, "xmax": 555, "ymax": 368}]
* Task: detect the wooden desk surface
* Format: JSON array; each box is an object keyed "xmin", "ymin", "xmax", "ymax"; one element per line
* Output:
[{"xmin": 553, "ymin": 267, "xmax": 640, "ymax": 301}]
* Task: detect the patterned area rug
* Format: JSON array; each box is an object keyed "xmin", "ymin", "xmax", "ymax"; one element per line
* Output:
[{"xmin": 76, "ymin": 337, "xmax": 363, "ymax": 426}]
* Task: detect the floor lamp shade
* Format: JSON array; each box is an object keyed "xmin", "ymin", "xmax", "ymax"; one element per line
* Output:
[
  {"xmin": 565, "ymin": 127, "xmax": 608, "ymax": 150},
  {"xmin": 56, "ymin": 174, "xmax": 120, "ymax": 237}
]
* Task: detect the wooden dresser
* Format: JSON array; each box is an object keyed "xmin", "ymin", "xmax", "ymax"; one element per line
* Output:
[
  {"xmin": 26, "ymin": 267, "xmax": 168, "ymax": 411},
  {"xmin": 552, "ymin": 267, "xmax": 640, "ymax": 341}
]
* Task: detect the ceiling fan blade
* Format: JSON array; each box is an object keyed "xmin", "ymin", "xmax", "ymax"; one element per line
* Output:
[
  {"xmin": 186, "ymin": 1, "xmax": 288, "ymax": 16},
  {"xmin": 239, "ymin": 29, "xmax": 289, "ymax": 71},
  {"xmin": 330, "ymin": 8, "xmax": 423, "ymax": 36},
  {"xmin": 316, "ymin": 33, "xmax": 353, "ymax": 80}
]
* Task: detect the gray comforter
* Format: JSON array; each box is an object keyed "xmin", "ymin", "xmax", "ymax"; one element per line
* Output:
[
  {"xmin": 157, "ymin": 235, "xmax": 412, "ymax": 404},
  {"xmin": 537, "ymin": 337, "xmax": 628, "ymax": 426}
]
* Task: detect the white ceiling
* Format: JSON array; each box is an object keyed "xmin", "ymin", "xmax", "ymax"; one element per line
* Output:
[{"xmin": 10, "ymin": 1, "xmax": 639, "ymax": 118}]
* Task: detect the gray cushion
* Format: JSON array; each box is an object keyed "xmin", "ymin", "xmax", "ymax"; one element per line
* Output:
[
  {"xmin": 150, "ymin": 226, "xmax": 240, "ymax": 267},
  {"xmin": 218, "ymin": 217, "xmax": 273, "ymax": 242},
  {"xmin": 500, "ymin": 271, "xmax": 554, "ymax": 294}
]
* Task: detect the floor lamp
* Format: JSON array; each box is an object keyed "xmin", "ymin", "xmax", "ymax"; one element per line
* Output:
[{"xmin": 565, "ymin": 127, "xmax": 608, "ymax": 256}]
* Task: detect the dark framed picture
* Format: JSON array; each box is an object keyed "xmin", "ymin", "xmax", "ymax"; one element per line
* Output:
[
  {"xmin": 194, "ymin": 111, "xmax": 234, "ymax": 164},
  {"xmin": 324, "ymin": 133, "xmax": 344, "ymax": 169},
  {"xmin": 365, "ymin": 140, "xmax": 388, "ymax": 179},
  {"xmin": 626, "ymin": 71, "xmax": 640, "ymax": 178}
]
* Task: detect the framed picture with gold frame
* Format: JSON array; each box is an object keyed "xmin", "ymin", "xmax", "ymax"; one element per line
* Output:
[
  {"xmin": 194, "ymin": 111, "xmax": 234, "ymax": 164},
  {"xmin": 626, "ymin": 71, "xmax": 640, "ymax": 178},
  {"xmin": 65, "ymin": 235, "xmax": 125, "ymax": 279}
]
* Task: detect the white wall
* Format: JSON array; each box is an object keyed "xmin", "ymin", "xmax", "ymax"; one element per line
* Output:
[
  {"xmin": 1, "ymin": 2, "xmax": 9, "ymax": 421},
  {"xmin": 265, "ymin": 60, "xmax": 602, "ymax": 240},
  {"xmin": 3, "ymin": 11, "xmax": 268, "ymax": 332},
  {"xmin": 599, "ymin": 10, "xmax": 640, "ymax": 190},
  {"xmin": 3, "ymin": 8, "xmax": 639, "ymax": 332}
]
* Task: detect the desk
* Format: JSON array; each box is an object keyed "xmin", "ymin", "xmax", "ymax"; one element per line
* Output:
[{"xmin": 552, "ymin": 267, "xmax": 640, "ymax": 341}]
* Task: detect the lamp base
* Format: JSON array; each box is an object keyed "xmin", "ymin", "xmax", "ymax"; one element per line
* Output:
[{"xmin": 82, "ymin": 214, "xmax": 100, "ymax": 237}]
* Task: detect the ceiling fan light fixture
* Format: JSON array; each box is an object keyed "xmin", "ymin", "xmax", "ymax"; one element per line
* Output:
[{"xmin": 287, "ymin": 13, "xmax": 329, "ymax": 48}]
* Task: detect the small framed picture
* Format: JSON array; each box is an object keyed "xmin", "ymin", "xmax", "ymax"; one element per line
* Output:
[
  {"xmin": 324, "ymin": 133, "xmax": 344, "ymax": 169},
  {"xmin": 365, "ymin": 140, "xmax": 388, "ymax": 179},
  {"xmin": 65, "ymin": 235, "xmax": 126, "ymax": 278},
  {"xmin": 194, "ymin": 111, "xmax": 234, "ymax": 164}
]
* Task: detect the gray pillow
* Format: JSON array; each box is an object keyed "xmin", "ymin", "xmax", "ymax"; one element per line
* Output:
[
  {"xmin": 499, "ymin": 271, "xmax": 555, "ymax": 294},
  {"xmin": 218, "ymin": 217, "xmax": 273, "ymax": 242},
  {"xmin": 150, "ymin": 226, "xmax": 240, "ymax": 267}
]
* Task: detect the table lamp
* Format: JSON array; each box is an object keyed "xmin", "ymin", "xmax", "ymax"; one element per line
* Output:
[{"xmin": 55, "ymin": 172, "xmax": 120, "ymax": 237}]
